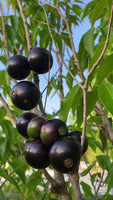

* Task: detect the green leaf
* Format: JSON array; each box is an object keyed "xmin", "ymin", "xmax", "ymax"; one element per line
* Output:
[
  {"xmin": 0, "ymin": 138, "xmax": 10, "ymax": 162},
  {"xmin": 96, "ymin": 54, "xmax": 113, "ymax": 85},
  {"xmin": 105, "ymin": 163, "xmax": 113, "ymax": 197},
  {"xmin": 0, "ymin": 188, "xmax": 5, "ymax": 200},
  {"xmin": 81, "ymin": 163, "xmax": 95, "ymax": 177},
  {"xmin": 80, "ymin": 181, "xmax": 94, "ymax": 200},
  {"xmin": 83, "ymin": 28, "xmax": 95, "ymax": 58},
  {"xmin": 98, "ymin": 83, "xmax": 113, "ymax": 115},
  {"xmin": 0, "ymin": 168, "xmax": 21, "ymax": 192},
  {"xmin": 96, "ymin": 155, "xmax": 111, "ymax": 171},
  {"xmin": 39, "ymin": 29, "xmax": 49, "ymax": 48},
  {"xmin": 9, "ymin": 157, "xmax": 27, "ymax": 184},
  {"xmin": 77, "ymin": 103, "xmax": 83, "ymax": 128},
  {"xmin": 91, "ymin": 173, "xmax": 101, "ymax": 186},
  {"xmin": 59, "ymin": 85, "xmax": 82, "ymax": 122},
  {"xmin": 53, "ymin": 33, "xmax": 62, "ymax": 54},
  {"xmin": 5, "ymin": 24, "xmax": 16, "ymax": 44},
  {"xmin": 86, "ymin": 90, "xmax": 98, "ymax": 114},
  {"xmin": 10, "ymin": 15, "xmax": 19, "ymax": 32}
]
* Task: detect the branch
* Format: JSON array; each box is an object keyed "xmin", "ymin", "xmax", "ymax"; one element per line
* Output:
[
  {"xmin": 44, "ymin": 0, "xmax": 85, "ymax": 81},
  {"xmin": 16, "ymin": 0, "xmax": 32, "ymax": 51},
  {"xmin": 81, "ymin": 3, "xmax": 113, "ymax": 148},
  {"xmin": 39, "ymin": 0, "xmax": 83, "ymax": 89},
  {"xmin": 68, "ymin": 168, "xmax": 82, "ymax": 200},
  {"xmin": 0, "ymin": 2, "xmax": 10, "ymax": 60},
  {"xmin": 0, "ymin": 94, "xmax": 16, "ymax": 124}
]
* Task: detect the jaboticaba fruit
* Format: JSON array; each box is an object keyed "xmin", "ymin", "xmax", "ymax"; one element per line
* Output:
[
  {"xmin": 24, "ymin": 139, "xmax": 50, "ymax": 169},
  {"xmin": 16, "ymin": 112, "xmax": 37, "ymax": 138},
  {"xmin": 68, "ymin": 131, "xmax": 88, "ymax": 155},
  {"xmin": 49, "ymin": 137, "xmax": 81, "ymax": 173},
  {"xmin": 11, "ymin": 81, "xmax": 40, "ymax": 110},
  {"xmin": 40, "ymin": 118, "xmax": 68, "ymax": 146},
  {"xmin": 27, "ymin": 47, "xmax": 53, "ymax": 74},
  {"xmin": 27, "ymin": 117, "xmax": 46, "ymax": 139},
  {"xmin": 7, "ymin": 55, "xmax": 31, "ymax": 80}
]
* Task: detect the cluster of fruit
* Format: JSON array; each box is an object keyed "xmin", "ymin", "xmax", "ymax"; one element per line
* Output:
[
  {"xmin": 7, "ymin": 47, "xmax": 53, "ymax": 110},
  {"xmin": 6, "ymin": 47, "xmax": 88, "ymax": 174},
  {"xmin": 16, "ymin": 112, "xmax": 88, "ymax": 173}
]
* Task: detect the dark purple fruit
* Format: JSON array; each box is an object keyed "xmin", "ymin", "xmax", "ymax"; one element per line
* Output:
[
  {"xmin": 40, "ymin": 118, "xmax": 68, "ymax": 146},
  {"xmin": 68, "ymin": 131, "xmax": 88, "ymax": 155},
  {"xmin": 28, "ymin": 47, "xmax": 53, "ymax": 74},
  {"xmin": 11, "ymin": 81, "xmax": 40, "ymax": 110},
  {"xmin": 7, "ymin": 55, "xmax": 31, "ymax": 80},
  {"xmin": 27, "ymin": 117, "xmax": 46, "ymax": 139},
  {"xmin": 24, "ymin": 139, "xmax": 50, "ymax": 169},
  {"xmin": 16, "ymin": 112, "xmax": 37, "ymax": 138},
  {"xmin": 49, "ymin": 137, "xmax": 81, "ymax": 173}
]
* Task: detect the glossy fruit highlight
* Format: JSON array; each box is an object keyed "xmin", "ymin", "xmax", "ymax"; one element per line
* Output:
[
  {"xmin": 40, "ymin": 118, "xmax": 68, "ymax": 146},
  {"xmin": 7, "ymin": 55, "xmax": 31, "ymax": 80},
  {"xmin": 27, "ymin": 117, "xmax": 46, "ymax": 139},
  {"xmin": 11, "ymin": 81, "xmax": 40, "ymax": 110},
  {"xmin": 16, "ymin": 112, "xmax": 37, "ymax": 138},
  {"xmin": 49, "ymin": 137, "xmax": 81, "ymax": 173},
  {"xmin": 24, "ymin": 139, "xmax": 50, "ymax": 169},
  {"xmin": 28, "ymin": 47, "xmax": 53, "ymax": 74},
  {"xmin": 68, "ymin": 130, "xmax": 88, "ymax": 155}
]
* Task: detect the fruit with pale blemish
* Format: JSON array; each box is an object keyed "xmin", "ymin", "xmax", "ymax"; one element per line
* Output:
[
  {"xmin": 40, "ymin": 118, "xmax": 68, "ymax": 146},
  {"xmin": 49, "ymin": 137, "xmax": 81, "ymax": 173}
]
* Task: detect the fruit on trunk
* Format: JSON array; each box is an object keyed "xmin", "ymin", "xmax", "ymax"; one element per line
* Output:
[
  {"xmin": 11, "ymin": 81, "xmax": 40, "ymax": 110},
  {"xmin": 68, "ymin": 130, "xmax": 88, "ymax": 155},
  {"xmin": 16, "ymin": 112, "xmax": 37, "ymax": 138},
  {"xmin": 7, "ymin": 55, "xmax": 31, "ymax": 80},
  {"xmin": 49, "ymin": 137, "xmax": 81, "ymax": 173},
  {"xmin": 24, "ymin": 139, "xmax": 50, "ymax": 169},
  {"xmin": 40, "ymin": 118, "xmax": 68, "ymax": 146},
  {"xmin": 28, "ymin": 47, "xmax": 53, "ymax": 74},
  {"xmin": 27, "ymin": 117, "xmax": 46, "ymax": 139}
]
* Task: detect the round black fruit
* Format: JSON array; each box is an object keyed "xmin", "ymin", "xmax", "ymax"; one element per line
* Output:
[
  {"xmin": 11, "ymin": 81, "xmax": 40, "ymax": 110},
  {"xmin": 68, "ymin": 131, "xmax": 88, "ymax": 155},
  {"xmin": 16, "ymin": 112, "xmax": 37, "ymax": 138},
  {"xmin": 49, "ymin": 137, "xmax": 81, "ymax": 173},
  {"xmin": 28, "ymin": 47, "xmax": 53, "ymax": 74},
  {"xmin": 27, "ymin": 117, "xmax": 46, "ymax": 139},
  {"xmin": 24, "ymin": 139, "xmax": 50, "ymax": 169},
  {"xmin": 7, "ymin": 55, "xmax": 31, "ymax": 80},
  {"xmin": 40, "ymin": 118, "xmax": 68, "ymax": 146}
]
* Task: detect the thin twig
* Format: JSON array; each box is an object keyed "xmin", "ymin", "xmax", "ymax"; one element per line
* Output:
[
  {"xmin": 44, "ymin": 0, "xmax": 85, "ymax": 81},
  {"xmin": 16, "ymin": 0, "xmax": 32, "ymax": 51},
  {"xmin": 0, "ymin": 2, "xmax": 10, "ymax": 60},
  {"xmin": 81, "ymin": 3, "xmax": 113, "ymax": 148},
  {"xmin": 0, "ymin": 94, "xmax": 16, "ymax": 124},
  {"xmin": 39, "ymin": 0, "xmax": 83, "ymax": 89}
]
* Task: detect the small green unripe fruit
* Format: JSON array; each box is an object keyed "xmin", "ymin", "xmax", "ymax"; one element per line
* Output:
[{"xmin": 27, "ymin": 117, "xmax": 46, "ymax": 139}]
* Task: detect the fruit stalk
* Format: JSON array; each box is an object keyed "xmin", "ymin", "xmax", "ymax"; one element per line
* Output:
[
  {"xmin": 54, "ymin": 170, "xmax": 71, "ymax": 200},
  {"xmin": 68, "ymin": 168, "xmax": 82, "ymax": 200}
]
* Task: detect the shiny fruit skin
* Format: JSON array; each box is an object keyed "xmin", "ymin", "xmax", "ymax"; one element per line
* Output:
[
  {"xmin": 40, "ymin": 118, "xmax": 68, "ymax": 146},
  {"xmin": 11, "ymin": 81, "xmax": 40, "ymax": 110},
  {"xmin": 16, "ymin": 112, "xmax": 37, "ymax": 138},
  {"xmin": 27, "ymin": 117, "xmax": 46, "ymax": 139},
  {"xmin": 7, "ymin": 55, "xmax": 31, "ymax": 80},
  {"xmin": 24, "ymin": 139, "xmax": 50, "ymax": 169},
  {"xmin": 68, "ymin": 131, "xmax": 88, "ymax": 155},
  {"xmin": 28, "ymin": 47, "xmax": 53, "ymax": 74},
  {"xmin": 49, "ymin": 137, "xmax": 81, "ymax": 173}
]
